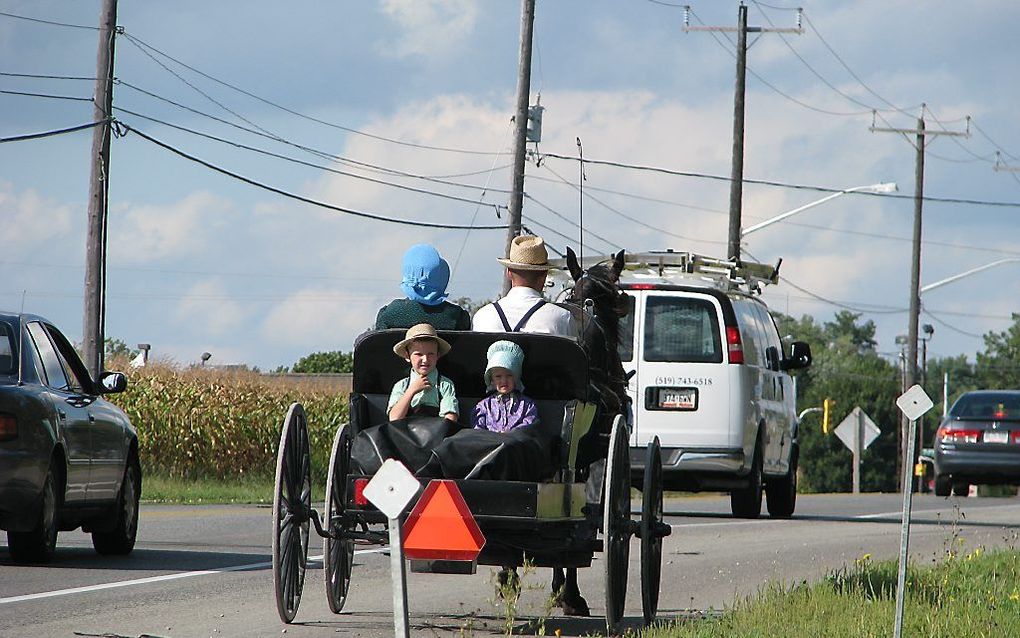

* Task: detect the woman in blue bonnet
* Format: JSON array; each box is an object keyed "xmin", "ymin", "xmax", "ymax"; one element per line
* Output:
[{"xmin": 374, "ymin": 244, "xmax": 471, "ymax": 330}]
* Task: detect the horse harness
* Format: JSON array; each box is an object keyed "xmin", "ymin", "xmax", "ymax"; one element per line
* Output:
[{"xmin": 492, "ymin": 299, "xmax": 547, "ymax": 332}]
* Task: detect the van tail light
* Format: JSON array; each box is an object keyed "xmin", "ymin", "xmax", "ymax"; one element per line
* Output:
[
  {"xmin": 1012, "ymin": 431, "xmax": 1020, "ymax": 445},
  {"xmin": 0, "ymin": 413, "xmax": 16, "ymax": 441},
  {"xmin": 353, "ymin": 478, "xmax": 369, "ymax": 506},
  {"xmin": 627, "ymin": 284, "xmax": 657, "ymax": 290},
  {"xmin": 726, "ymin": 326, "xmax": 744, "ymax": 364},
  {"xmin": 937, "ymin": 425, "xmax": 980, "ymax": 444}
]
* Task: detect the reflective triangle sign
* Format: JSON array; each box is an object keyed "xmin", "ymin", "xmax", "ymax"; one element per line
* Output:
[{"xmin": 402, "ymin": 480, "xmax": 485, "ymax": 562}]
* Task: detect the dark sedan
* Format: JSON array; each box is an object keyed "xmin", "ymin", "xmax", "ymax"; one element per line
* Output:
[
  {"xmin": 0, "ymin": 312, "xmax": 139, "ymax": 563},
  {"xmin": 934, "ymin": 390, "xmax": 1020, "ymax": 497}
]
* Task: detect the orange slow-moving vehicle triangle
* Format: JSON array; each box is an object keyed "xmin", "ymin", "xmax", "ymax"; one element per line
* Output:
[{"xmin": 402, "ymin": 480, "xmax": 485, "ymax": 561}]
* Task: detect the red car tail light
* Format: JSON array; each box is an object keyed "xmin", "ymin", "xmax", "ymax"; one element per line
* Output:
[
  {"xmin": 0, "ymin": 413, "xmax": 16, "ymax": 441},
  {"xmin": 627, "ymin": 284, "xmax": 658, "ymax": 290},
  {"xmin": 353, "ymin": 478, "xmax": 369, "ymax": 506},
  {"xmin": 937, "ymin": 425, "xmax": 980, "ymax": 444},
  {"xmin": 1012, "ymin": 431, "xmax": 1020, "ymax": 444},
  {"xmin": 726, "ymin": 326, "xmax": 744, "ymax": 364}
]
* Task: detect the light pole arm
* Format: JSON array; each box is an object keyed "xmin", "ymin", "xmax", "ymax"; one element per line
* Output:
[
  {"xmin": 920, "ymin": 258, "xmax": 1020, "ymax": 294},
  {"xmin": 741, "ymin": 182, "xmax": 896, "ymax": 237}
]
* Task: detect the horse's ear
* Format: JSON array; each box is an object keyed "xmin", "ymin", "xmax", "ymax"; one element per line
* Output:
[
  {"xmin": 566, "ymin": 247, "xmax": 583, "ymax": 282},
  {"xmin": 610, "ymin": 250, "xmax": 625, "ymax": 282}
]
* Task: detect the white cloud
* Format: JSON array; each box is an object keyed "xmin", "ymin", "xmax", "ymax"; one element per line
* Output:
[
  {"xmin": 378, "ymin": 0, "xmax": 478, "ymax": 58},
  {"xmin": 111, "ymin": 192, "xmax": 233, "ymax": 264},
  {"xmin": 260, "ymin": 287, "xmax": 388, "ymax": 350},
  {"xmin": 0, "ymin": 183, "xmax": 75, "ymax": 257},
  {"xmin": 174, "ymin": 280, "xmax": 247, "ymax": 337}
]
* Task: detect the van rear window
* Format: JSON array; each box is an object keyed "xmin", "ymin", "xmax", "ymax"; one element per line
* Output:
[
  {"xmin": 618, "ymin": 295, "xmax": 636, "ymax": 362},
  {"xmin": 643, "ymin": 296, "xmax": 722, "ymax": 363}
]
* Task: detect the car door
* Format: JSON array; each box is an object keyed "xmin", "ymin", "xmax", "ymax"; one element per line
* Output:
[
  {"xmin": 26, "ymin": 321, "xmax": 91, "ymax": 505},
  {"xmin": 44, "ymin": 324, "xmax": 124, "ymax": 504},
  {"xmin": 749, "ymin": 302, "xmax": 788, "ymax": 473}
]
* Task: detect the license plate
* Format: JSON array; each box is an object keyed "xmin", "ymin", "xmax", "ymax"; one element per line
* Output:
[
  {"xmin": 984, "ymin": 431, "xmax": 1009, "ymax": 444},
  {"xmin": 657, "ymin": 387, "xmax": 697, "ymax": 410}
]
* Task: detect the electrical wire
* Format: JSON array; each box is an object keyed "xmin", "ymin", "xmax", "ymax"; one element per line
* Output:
[
  {"xmin": 0, "ymin": 119, "xmax": 108, "ymax": 144},
  {"xmin": 524, "ymin": 193, "xmax": 619, "ymax": 251},
  {"xmin": 114, "ymin": 108, "xmax": 504, "ymax": 208},
  {"xmin": 0, "ymin": 89, "xmax": 93, "ymax": 102},
  {"xmin": 922, "ymin": 310, "xmax": 985, "ymax": 339},
  {"xmin": 0, "ymin": 71, "xmax": 97, "ymax": 81},
  {"xmin": 120, "ymin": 123, "xmax": 508, "ymax": 230},
  {"xmin": 538, "ymin": 151, "xmax": 1020, "ymax": 208},
  {"xmin": 0, "ymin": 9, "xmax": 98, "ymax": 30},
  {"xmin": 122, "ymin": 32, "xmax": 504, "ymax": 157},
  {"xmin": 115, "ymin": 80, "xmax": 508, "ymax": 194}
]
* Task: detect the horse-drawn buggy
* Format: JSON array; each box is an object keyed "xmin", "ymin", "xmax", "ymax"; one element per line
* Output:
[{"xmin": 271, "ymin": 256, "xmax": 669, "ymax": 633}]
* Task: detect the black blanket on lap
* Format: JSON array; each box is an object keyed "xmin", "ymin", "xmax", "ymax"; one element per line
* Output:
[{"xmin": 350, "ymin": 417, "xmax": 556, "ymax": 482}]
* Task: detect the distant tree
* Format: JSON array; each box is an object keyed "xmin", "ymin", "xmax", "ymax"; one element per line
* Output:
[
  {"xmin": 292, "ymin": 351, "xmax": 354, "ymax": 374},
  {"xmin": 105, "ymin": 338, "xmax": 138, "ymax": 360},
  {"xmin": 451, "ymin": 296, "xmax": 495, "ymax": 317},
  {"xmin": 976, "ymin": 313, "xmax": 1020, "ymax": 389}
]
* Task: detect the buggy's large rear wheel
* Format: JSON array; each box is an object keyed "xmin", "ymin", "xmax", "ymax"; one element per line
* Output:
[
  {"xmin": 640, "ymin": 437, "xmax": 664, "ymax": 626},
  {"xmin": 272, "ymin": 403, "xmax": 312, "ymax": 624},
  {"xmin": 603, "ymin": 415, "xmax": 631, "ymax": 633},
  {"xmin": 324, "ymin": 422, "xmax": 355, "ymax": 614}
]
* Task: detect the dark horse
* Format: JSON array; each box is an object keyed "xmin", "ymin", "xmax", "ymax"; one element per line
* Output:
[{"xmin": 551, "ymin": 247, "xmax": 630, "ymax": 616}]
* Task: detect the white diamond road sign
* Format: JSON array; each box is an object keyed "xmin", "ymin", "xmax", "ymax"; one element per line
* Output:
[
  {"xmin": 896, "ymin": 384, "xmax": 934, "ymax": 422},
  {"xmin": 363, "ymin": 458, "xmax": 421, "ymax": 520},
  {"xmin": 834, "ymin": 406, "xmax": 881, "ymax": 453}
]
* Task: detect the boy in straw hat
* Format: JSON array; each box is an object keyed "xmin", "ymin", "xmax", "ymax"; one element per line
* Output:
[
  {"xmin": 472, "ymin": 235, "xmax": 577, "ymax": 336},
  {"xmin": 471, "ymin": 340, "xmax": 538, "ymax": 432},
  {"xmin": 387, "ymin": 323, "xmax": 459, "ymax": 422}
]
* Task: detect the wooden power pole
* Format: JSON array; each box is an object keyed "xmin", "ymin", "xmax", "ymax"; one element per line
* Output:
[
  {"xmin": 83, "ymin": 0, "xmax": 118, "ymax": 379},
  {"xmin": 870, "ymin": 106, "xmax": 968, "ymax": 491},
  {"xmin": 503, "ymin": 0, "xmax": 537, "ymax": 294},
  {"xmin": 683, "ymin": 4, "xmax": 801, "ymax": 262}
]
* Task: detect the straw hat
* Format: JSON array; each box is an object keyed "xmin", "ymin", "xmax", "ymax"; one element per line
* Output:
[
  {"xmin": 496, "ymin": 235, "xmax": 551, "ymax": 271},
  {"xmin": 393, "ymin": 323, "xmax": 451, "ymax": 358}
]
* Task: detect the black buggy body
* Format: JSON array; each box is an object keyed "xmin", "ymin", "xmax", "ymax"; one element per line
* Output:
[{"xmin": 270, "ymin": 330, "xmax": 668, "ymax": 631}]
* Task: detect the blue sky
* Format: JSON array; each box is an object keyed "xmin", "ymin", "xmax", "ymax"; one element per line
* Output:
[{"xmin": 1, "ymin": 0, "xmax": 1018, "ymax": 370}]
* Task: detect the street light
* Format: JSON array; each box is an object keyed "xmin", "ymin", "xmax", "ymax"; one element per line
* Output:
[
  {"xmin": 200, "ymin": 352, "xmax": 212, "ymax": 366},
  {"xmin": 920, "ymin": 258, "xmax": 1020, "ymax": 294},
  {"xmin": 741, "ymin": 182, "xmax": 898, "ymax": 237}
]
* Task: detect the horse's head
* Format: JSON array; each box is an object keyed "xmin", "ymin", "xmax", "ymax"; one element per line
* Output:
[{"xmin": 565, "ymin": 248, "xmax": 629, "ymax": 319}]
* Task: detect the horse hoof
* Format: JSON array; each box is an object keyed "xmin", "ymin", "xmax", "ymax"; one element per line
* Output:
[
  {"xmin": 497, "ymin": 567, "xmax": 520, "ymax": 599},
  {"xmin": 559, "ymin": 594, "xmax": 590, "ymax": 617}
]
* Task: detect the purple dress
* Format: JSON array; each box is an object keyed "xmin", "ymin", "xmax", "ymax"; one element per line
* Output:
[{"xmin": 471, "ymin": 391, "xmax": 539, "ymax": 433}]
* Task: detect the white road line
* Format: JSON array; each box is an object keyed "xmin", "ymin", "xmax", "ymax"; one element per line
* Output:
[{"xmin": 0, "ymin": 548, "xmax": 387, "ymax": 605}]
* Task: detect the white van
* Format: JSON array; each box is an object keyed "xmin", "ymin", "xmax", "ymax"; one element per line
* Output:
[{"xmin": 613, "ymin": 253, "xmax": 812, "ymax": 518}]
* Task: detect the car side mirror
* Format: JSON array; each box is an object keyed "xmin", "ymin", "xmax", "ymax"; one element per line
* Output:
[
  {"xmin": 99, "ymin": 371, "xmax": 128, "ymax": 394},
  {"xmin": 765, "ymin": 346, "xmax": 781, "ymax": 371},
  {"xmin": 780, "ymin": 342, "xmax": 812, "ymax": 371}
]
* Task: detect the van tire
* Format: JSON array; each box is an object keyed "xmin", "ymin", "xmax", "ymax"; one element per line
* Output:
[
  {"xmin": 730, "ymin": 446, "xmax": 763, "ymax": 519},
  {"xmin": 765, "ymin": 446, "xmax": 798, "ymax": 519},
  {"xmin": 934, "ymin": 474, "xmax": 951, "ymax": 497}
]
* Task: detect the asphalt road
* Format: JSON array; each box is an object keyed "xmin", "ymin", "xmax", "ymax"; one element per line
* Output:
[{"xmin": 2, "ymin": 493, "xmax": 1019, "ymax": 638}]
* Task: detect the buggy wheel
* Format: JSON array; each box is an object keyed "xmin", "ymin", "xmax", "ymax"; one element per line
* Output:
[
  {"xmin": 603, "ymin": 415, "xmax": 631, "ymax": 633},
  {"xmin": 640, "ymin": 437, "xmax": 664, "ymax": 626},
  {"xmin": 272, "ymin": 403, "xmax": 312, "ymax": 624},
  {"xmin": 324, "ymin": 423, "xmax": 355, "ymax": 614}
]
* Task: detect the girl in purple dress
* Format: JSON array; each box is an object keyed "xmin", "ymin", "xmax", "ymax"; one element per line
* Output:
[{"xmin": 471, "ymin": 340, "xmax": 539, "ymax": 432}]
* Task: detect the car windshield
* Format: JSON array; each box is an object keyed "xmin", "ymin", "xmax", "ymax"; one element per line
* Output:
[
  {"xmin": 951, "ymin": 393, "xmax": 1020, "ymax": 421},
  {"xmin": 643, "ymin": 296, "xmax": 722, "ymax": 363},
  {"xmin": 0, "ymin": 321, "xmax": 14, "ymax": 374}
]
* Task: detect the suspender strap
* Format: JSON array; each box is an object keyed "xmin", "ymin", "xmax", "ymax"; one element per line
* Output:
[
  {"xmin": 513, "ymin": 300, "xmax": 546, "ymax": 332},
  {"xmin": 492, "ymin": 301, "xmax": 513, "ymax": 332}
]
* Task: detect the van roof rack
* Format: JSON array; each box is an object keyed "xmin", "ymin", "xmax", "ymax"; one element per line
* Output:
[{"xmin": 548, "ymin": 250, "xmax": 781, "ymax": 295}]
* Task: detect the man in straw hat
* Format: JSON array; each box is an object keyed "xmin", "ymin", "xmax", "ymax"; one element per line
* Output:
[{"xmin": 472, "ymin": 235, "xmax": 577, "ymax": 336}]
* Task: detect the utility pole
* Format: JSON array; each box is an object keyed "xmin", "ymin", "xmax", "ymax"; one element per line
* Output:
[
  {"xmin": 503, "ymin": 0, "xmax": 536, "ymax": 295},
  {"xmin": 870, "ymin": 106, "xmax": 968, "ymax": 491},
  {"xmin": 683, "ymin": 4, "xmax": 801, "ymax": 262},
  {"xmin": 83, "ymin": 0, "xmax": 118, "ymax": 379}
]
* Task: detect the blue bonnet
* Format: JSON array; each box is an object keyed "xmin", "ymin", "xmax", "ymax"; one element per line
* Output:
[{"xmin": 400, "ymin": 244, "xmax": 450, "ymax": 306}]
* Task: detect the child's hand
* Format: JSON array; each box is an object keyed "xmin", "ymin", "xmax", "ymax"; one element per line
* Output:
[{"xmin": 408, "ymin": 372, "xmax": 432, "ymax": 395}]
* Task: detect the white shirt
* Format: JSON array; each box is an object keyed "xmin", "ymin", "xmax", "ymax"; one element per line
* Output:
[{"xmin": 472, "ymin": 286, "xmax": 578, "ymax": 337}]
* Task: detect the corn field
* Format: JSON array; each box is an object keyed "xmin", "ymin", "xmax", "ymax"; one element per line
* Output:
[{"xmin": 107, "ymin": 361, "xmax": 348, "ymax": 480}]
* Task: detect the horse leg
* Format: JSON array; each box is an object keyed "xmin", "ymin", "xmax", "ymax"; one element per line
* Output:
[{"xmin": 558, "ymin": 568, "xmax": 590, "ymax": 617}]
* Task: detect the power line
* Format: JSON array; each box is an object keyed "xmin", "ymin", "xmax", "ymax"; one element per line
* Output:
[
  {"xmin": 122, "ymin": 32, "xmax": 505, "ymax": 157},
  {"xmin": 0, "ymin": 119, "xmax": 109, "ymax": 144},
  {"xmin": 538, "ymin": 151, "xmax": 1020, "ymax": 208},
  {"xmin": 523, "ymin": 193, "xmax": 619, "ymax": 251},
  {"xmin": 922, "ymin": 310, "xmax": 985, "ymax": 340},
  {"xmin": 115, "ymin": 109, "xmax": 505, "ymax": 209},
  {"xmin": 0, "ymin": 71, "xmax": 97, "ymax": 81},
  {"xmin": 0, "ymin": 88, "xmax": 93, "ymax": 102},
  {"xmin": 115, "ymin": 80, "xmax": 508, "ymax": 194},
  {"xmin": 119, "ymin": 123, "xmax": 509, "ymax": 231},
  {"xmin": 0, "ymin": 9, "xmax": 98, "ymax": 30}
]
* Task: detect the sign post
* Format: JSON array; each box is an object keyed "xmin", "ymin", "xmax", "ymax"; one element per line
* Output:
[
  {"xmin": 833, "ymin": 407, "xmax": 881, "ymax": 494},
  {"xmin": 893, "ymin": 384, "xmax": 934, "ymax": 638},
  {"xmin": 362, "ymin": 459, "xmax": 422, "ymax": 638}
]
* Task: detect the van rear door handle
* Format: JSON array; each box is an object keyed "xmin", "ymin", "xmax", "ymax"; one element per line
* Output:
[
  {"xmin": 88, "ymin": 414, "xmax": 96, "ymax": 423},
  {"xmin": 57, "ymin": 409, "xmax": 66, "ymax": 420}
]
